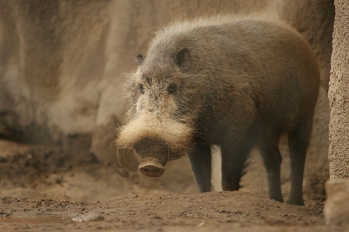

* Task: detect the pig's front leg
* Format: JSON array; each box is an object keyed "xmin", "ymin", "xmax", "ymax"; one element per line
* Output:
[
  {"xmin": 187, "ymin": 142, "xmax": 212, "ymax": 192},
  {"xmin": 221, "ymin": 142, "xmax": 250, "ymax": 191}
]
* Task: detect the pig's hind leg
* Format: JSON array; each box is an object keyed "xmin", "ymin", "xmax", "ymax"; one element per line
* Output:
[
  {"xmin": 287, "ymin": 115, "xmax": 313, "ymax": 205},
  {"xmin": 258, "ymin": 134, "xmax": 284, "ymax": 203},
  {"xmin": 188, "ymin": 142, "xmax": 212, "ymax": 192}
]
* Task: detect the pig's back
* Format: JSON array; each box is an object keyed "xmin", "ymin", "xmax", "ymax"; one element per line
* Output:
[{"xmin": 149, "ymin": 15, "xmax": 319, "ymax": 125}]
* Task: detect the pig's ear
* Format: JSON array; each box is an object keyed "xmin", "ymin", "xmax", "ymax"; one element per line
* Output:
[
  {"xmin": 175, "ymin": 48, "xmax": 191, "ymax": 71},
  {"xmin": 135, "ymin": 53, "xmax": 144, "ymax": 65}
]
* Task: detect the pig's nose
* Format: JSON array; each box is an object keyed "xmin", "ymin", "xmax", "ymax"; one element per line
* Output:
[{"xmin": 139, "ymin": 163, "xmax": 165, "ymax": 177}]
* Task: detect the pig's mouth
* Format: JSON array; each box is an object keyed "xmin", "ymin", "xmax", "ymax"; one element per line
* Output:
[
  {"xmin": 117, "ymin": 113, "xmax": 196, "ymax": 178},
  {"xmin": 139, "ymin": 162, "xmax": 165, "ymax": 177}
]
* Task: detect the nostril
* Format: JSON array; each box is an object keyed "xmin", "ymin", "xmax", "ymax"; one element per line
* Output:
[{"xmin": 139, "ymin": 164, "xmax": 165, "ymax": 177}]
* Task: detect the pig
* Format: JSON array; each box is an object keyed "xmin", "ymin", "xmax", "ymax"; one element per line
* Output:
[{"xmin": 117, "ymin": 14, "xmax": 320, "ymax": 205}]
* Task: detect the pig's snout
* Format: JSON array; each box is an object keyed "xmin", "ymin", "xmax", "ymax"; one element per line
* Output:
[{"xmin": 139, "ymin": 163, "xmax": 165, "ymax": 177}]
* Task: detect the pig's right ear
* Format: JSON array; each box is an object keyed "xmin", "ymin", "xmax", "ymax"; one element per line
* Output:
[
  {"xmin": 135, "ymin": 53, "xmax": 144, "ymax": 65},
  {"xmin": 175, "ymin": 48, "xmax": 191, "ymax": 71}
]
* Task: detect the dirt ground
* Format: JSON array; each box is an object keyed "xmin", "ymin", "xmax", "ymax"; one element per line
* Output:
[{"xmin": 0, "ymin": 139, "xmax": 347, "ymax": 232}]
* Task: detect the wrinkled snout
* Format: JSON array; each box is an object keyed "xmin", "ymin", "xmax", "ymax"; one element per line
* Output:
[
  {"xmin": 117, "ymin": 114, "xmax": 195, "ymax": 178},
  {"xmin": 139, "ymin": 162, "xmax": 165, "ymax": 177},
  {"xmin": 133, "ymin": 138, "xmax": 170, "ymax": 177}
]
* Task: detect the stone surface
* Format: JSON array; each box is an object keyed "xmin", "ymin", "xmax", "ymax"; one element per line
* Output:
[
  {"xmin": 325, "ymin": 0, "xmax": 349, "ymax": 225},
  {"xmin": 328, "ymin": 0, "xmax": 349, "ymax": 180}
]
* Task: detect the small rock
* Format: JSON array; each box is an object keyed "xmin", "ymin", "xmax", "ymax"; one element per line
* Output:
[{"xmin": 324, "ymin": 179, "xmax": 349, "ymax": 225}]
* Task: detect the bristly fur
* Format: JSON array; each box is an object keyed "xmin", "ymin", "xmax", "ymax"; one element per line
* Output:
[{"xmin": 117, "ymin": 112, "xmax": 195, "ymax": 154}]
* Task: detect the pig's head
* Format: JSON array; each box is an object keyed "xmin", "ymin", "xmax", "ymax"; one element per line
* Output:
[{"xmin": 117, "ymin": 44, "xmax": 203, "ymax": 177}]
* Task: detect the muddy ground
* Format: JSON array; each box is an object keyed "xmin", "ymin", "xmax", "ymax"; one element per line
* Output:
[{"xmin": 0, "ymin": 139, "xmax": 347, "ymax": 231}]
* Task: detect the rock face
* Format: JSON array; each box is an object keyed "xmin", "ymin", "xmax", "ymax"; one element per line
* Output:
[
  {"xmin": 0, "ymin": 0, "xmax": 334, "ymax": 196},
  {"xmin": 328, "ymin": 0, "xmax": 349, "ymax": 181},
  {"xmin": 325, "ymin": 0, "xmax": 349, "ymax": 225}
]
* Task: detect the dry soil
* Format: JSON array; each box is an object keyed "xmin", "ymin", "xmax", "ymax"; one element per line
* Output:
[{"xmin": 0, "ymin": 139, "xmax": 347, "ymax": 232}]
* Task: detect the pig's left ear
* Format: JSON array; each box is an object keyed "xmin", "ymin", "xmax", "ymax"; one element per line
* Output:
[{"xmin": 174, "ymin": 48, "xmax": 191, "ymax": 71}]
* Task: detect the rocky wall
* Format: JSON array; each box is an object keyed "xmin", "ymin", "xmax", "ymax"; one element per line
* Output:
[
  {"xmin": 328, "ymin": 0, "xmax": 349, "ymax": 180},
  {"xmin": 325, "ymin": 0, "xmax": 349, "ymax": 225}
]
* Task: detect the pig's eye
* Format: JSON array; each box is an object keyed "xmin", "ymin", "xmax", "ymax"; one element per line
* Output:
[
  {"xmin": 167, "ymin": 83, "xmax": 177, "ymax": 94},
  {"xmin": 140, "ymin": 84, "xmax": 145, "ymax": 94}
]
